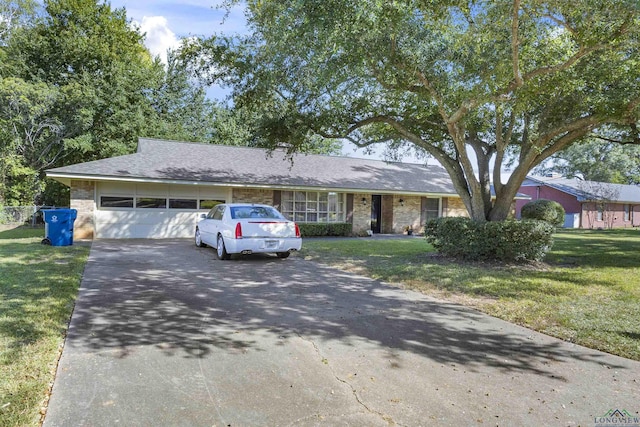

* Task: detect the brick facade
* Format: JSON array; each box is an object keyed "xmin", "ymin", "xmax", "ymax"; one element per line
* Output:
[
  {"xmin": 393, "ymin": 195, "xmax": 422, "ymax": 233},
  {"xmin": 349, "ymin": 194, "xmax": 471, "ymax": 235},
  {"xmin": 517, "ymin": 182, "xmax": 640, "ymax": 228},
  {"xmin": 581, "ymin": 202, "xmax": 640, "ymax": 229},
  {"xmin": 515, "ymin": 185, "xmax": 582, "ymax": 216},
  {"xmin": 231, "ymin": 188, "xmax": 274, "ymax": 205},
  {"xmin": 70, "ymin": 180, "xmax": 95, "ymax": 239},
  {"xmin": 351, "ymin": 193, "xmax": 372, "ymax": 234},
  {"xmin": 443, "ymin": 197, "xmax": 468, "ymax": 218}
]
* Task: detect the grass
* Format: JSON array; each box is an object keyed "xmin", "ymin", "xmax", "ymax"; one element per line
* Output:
[
  {"xmin": 0, "ymin": 227, "xmax": 89, "ymax": 427},
  {"xmin": 301, "ymin": 229, "xmax": 640, "ymax": 361}
]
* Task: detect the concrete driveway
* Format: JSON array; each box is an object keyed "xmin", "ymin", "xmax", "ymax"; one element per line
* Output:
[{"xmin": 44, "ymin": 239, "xmax": 640, "ymax": 426}]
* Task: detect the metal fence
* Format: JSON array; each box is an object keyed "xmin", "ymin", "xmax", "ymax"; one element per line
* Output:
[{"xmin": 0, "ymin": 206, "xmax": 56, "ymax": 226}]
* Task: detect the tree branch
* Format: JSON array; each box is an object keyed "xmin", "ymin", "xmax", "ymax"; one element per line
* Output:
[
  {"xmin": 591, "ymin": 128, "xmax": 640, "ymax": 146},
  {"xmin": 493, "ymin": 109, "xmax": 508, "ymax": 194},
  {"xmin": 533, "ymin": 115, "xmax": 601, "ymax": 151},
  {"xmin": 534, "ymin": 126, "xmax": 597, "ymax": 166},
  {"xmin": 511, "ymin": 0, "xmax": 523, "ymax": 87},
  {"xmin": 497, "ymin": 42, "xmax": 610, "ymax": 102},
  {"xmin": 412, "ymin": 69, "xmax": 450, "ymax": 123},
  {"xmin": 313, "ymin": 112, "xmax": 474, "ymax": 206}
]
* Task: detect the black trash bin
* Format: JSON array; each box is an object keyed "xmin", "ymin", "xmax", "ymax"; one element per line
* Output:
[{"xmin": 42, "ymin": 209, "xmax": 77, "ymax": 246}]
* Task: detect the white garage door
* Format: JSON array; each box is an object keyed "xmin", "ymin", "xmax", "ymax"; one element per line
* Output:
[{"xmin": 95, "ymin": 182, "xmax": 229, "ymax": 239}]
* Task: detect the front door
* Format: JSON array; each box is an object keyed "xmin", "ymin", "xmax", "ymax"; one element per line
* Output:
[{"xmin": 371, "ymin": 195, "xmax": 382, "ymax": 233}]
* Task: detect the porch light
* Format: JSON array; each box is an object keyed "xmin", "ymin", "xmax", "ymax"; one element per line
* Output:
[
  {"xmin": 399, "ymin": 198, "xmax": 404, "ymax": 206},
  {"xmin": 362, "ymin": 197, "xmax": 367, "ymax": 206}
]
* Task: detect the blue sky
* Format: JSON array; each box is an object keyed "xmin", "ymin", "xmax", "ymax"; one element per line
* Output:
[
  {"xmin": 109, "ymin": 1, "xmax": 246, "ymax": 82},
  {"xmin": 107, "ymin": 0, "xmax": 425, "ymax": 162},
  {"xmin": 110, "ymin": 0, "xmax": 246, "ymax": 103}
]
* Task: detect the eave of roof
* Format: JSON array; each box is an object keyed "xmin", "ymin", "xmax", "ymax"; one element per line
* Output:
[{"xmin": 524, "ymin": 175, "xmax": 640, "ymax": 203}]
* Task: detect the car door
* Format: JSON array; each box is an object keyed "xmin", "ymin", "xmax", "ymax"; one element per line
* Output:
[
  {"xmin": 209, "ymin": 205, "xmax": 225, "ymax": 245},
  {"xmin": 200, "ymin": 205, "xmax": 221, "ymax": 245}
]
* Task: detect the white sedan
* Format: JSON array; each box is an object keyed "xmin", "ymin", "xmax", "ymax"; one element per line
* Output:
[{"xmin": 195, "ymin": 203, "xmax": 302, "ymax": 260}]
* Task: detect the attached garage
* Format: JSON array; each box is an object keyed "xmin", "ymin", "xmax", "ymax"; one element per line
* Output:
[{"xmin": 94, "ymin": 181, "xmax": 230, "ymax": 238}]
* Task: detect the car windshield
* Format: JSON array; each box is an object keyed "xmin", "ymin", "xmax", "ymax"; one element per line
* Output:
[{"xmin": 230, "ymin": 206, "xmax": 285, "ymax": 220}]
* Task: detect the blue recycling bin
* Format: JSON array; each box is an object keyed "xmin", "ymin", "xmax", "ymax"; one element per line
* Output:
[{"xmin": 42, "ymin": 209, "xmax": 77, "ymax": 246}]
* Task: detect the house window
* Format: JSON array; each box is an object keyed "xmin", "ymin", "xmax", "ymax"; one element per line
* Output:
[
  {"xmin": 136, "ymin": 197, "xmax": 167, "ymax": 209},
  {"xmin": 280, "ymin": 191, "xmax": 345, "ymax": 222},
  {"xmin": 624, "ymin": 204, "xmax": 630, "ymax": 221},
  {"xmin": 596, "ymin": 205, "xmax": 604, "ymax": 222},
  {"xmin": 424, "ymin": 198, "xmax": 440, "ymax": 220},
  {"xmin": 100, "ymin": 196, "xmax": 134, "ymax": 208},
  {"xmin": 169, "ymin": 199, "xmax": 197, "ymax": 209}
]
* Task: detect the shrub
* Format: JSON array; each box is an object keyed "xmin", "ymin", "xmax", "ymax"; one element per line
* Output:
[
  {"xmin": 424, "ymin": 217, "xmax": 478, "ymax": 258},
  {"xmin": 425, "ymin": 217, "xmax": 555, "ymax": 262},
  {"xmin": 521, "ymin": 199, "xmax": 565, "ymax": 227},
  {"xmin": 486, "ymin": 219, "xmax": 555, "ymax": 262},
  {"xmin": 298, "ymin": 222, "xmax": 352, "ymax": 237}
]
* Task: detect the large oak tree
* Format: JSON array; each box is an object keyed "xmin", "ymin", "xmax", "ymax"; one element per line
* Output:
[{"xmin": 190, "ymin": 0, "xmax": 640, "ymax": 221}]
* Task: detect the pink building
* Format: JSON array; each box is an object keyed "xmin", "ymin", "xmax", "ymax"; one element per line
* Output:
[{"xmin": 516, "ymin": 176, "xmax": 640, "ymax": 229}]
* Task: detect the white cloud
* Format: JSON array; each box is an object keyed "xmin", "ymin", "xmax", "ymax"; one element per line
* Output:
[{"xmin": 138, "ymin": 15, "xmax": 181, "ymax": 64}]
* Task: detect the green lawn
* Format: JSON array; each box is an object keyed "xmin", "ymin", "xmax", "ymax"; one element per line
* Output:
[
  {"xmin": 0, "ymin": 227, "xmax": 89, "ymax": 427},
  {"xmin": 301, "ymin": 229, "xmax": 640, "ymax": 361}
]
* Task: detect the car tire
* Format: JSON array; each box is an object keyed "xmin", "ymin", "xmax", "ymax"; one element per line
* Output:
[
  {"xmin": 195, "ymin": 228, "xmax": 206, "ymax": 247},
  {"xmin": 216, "ymin": 235, "xmax": 231, "ymax": 260},
  {"xmin": 276, "ymin": 252, "xmax": 290, "ymax": 259}
]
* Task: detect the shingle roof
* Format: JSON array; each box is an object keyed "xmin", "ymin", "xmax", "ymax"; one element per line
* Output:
[
  {"xmin": 46, "ymin": 138, "xmax": 458, "ymax": 195},
  {"xmin": 525, "ymin": 176, "xmax": 640, "ymax": 203}
]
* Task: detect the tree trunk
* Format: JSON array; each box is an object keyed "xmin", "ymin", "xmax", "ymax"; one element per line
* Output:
[
  {"xmin": 488, "ymin": 194, "xmax": 514, "ymax": 221},
  {"xmin": 468, "ymin": 192, "xmax": 492, "ymax": 222}
]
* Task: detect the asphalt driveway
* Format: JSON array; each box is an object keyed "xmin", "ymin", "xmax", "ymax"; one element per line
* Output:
[{"xmin": 44, "ymin": 239, "xmax": 640, "ymax": 426}]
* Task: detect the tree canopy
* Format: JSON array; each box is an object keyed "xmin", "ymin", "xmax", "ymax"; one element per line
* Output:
[
  {"xmin": 0, "ymin": 0, "xmax": 340, "ymax": 206},
  {"xmin": 0, "ymin": 0, "xmax": 161, "ymax": 204},
  {"xmin": 536, "ymin": 137, "xmax": 640, "ymax": 184},
  {"xmin": 188, "ymin": 0, "xmax": 640, "ymax": 221}
]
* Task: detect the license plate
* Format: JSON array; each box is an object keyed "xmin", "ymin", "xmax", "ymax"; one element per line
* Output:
[{"xmin": 265, "ymin": 240, "xmax": 278, "ymax": 249}]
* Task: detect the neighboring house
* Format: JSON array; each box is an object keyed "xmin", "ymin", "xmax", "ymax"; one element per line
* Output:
[
  {"xmin": 46, "ymin": 138, "xmax": 475, "ymax": 239},
  {"xmin": 516, "ymin": 175, "xmax": 640, "ymax": 228}
]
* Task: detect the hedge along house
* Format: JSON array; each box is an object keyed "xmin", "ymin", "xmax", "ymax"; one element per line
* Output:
[
  {"xmin": 45, "ymin": 138, "xmax": 471, "ymax": 239},
  {"xmin": 516, "ymin": 175, "xmax": 640, "ymax": 228}
]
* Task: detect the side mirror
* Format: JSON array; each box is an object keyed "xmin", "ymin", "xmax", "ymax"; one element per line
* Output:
[{"xmin": 199, "ymin": 213, "xmax": 207, "ymax": 219}]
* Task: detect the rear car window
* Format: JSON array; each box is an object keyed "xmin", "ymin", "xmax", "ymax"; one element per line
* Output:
[{"xmin": 230, "ymin": 206, "xmax": 284, "ymax": 220}]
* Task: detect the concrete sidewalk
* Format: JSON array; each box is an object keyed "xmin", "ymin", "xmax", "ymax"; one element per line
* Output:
[{"xmin": 44, "ymin": 239, "xmax": 640, "ymax": 426}]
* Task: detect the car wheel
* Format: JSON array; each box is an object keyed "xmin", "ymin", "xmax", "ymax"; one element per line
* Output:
[
  {"xmin": 276, "ymin": 252, "xmax": 290, "ymax": 259},
  {"xmin": 216, "ymin": 235, "xmax": 230, "ymax": 260},
  {"xmin": 195, "ymin": 228, "xmax": 206, "ymax": 247}
]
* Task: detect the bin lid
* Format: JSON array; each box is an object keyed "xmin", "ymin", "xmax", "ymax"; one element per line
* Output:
[{"xmin": 42, "ymin": 208, "xmax": 77, "ymax": 222}]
